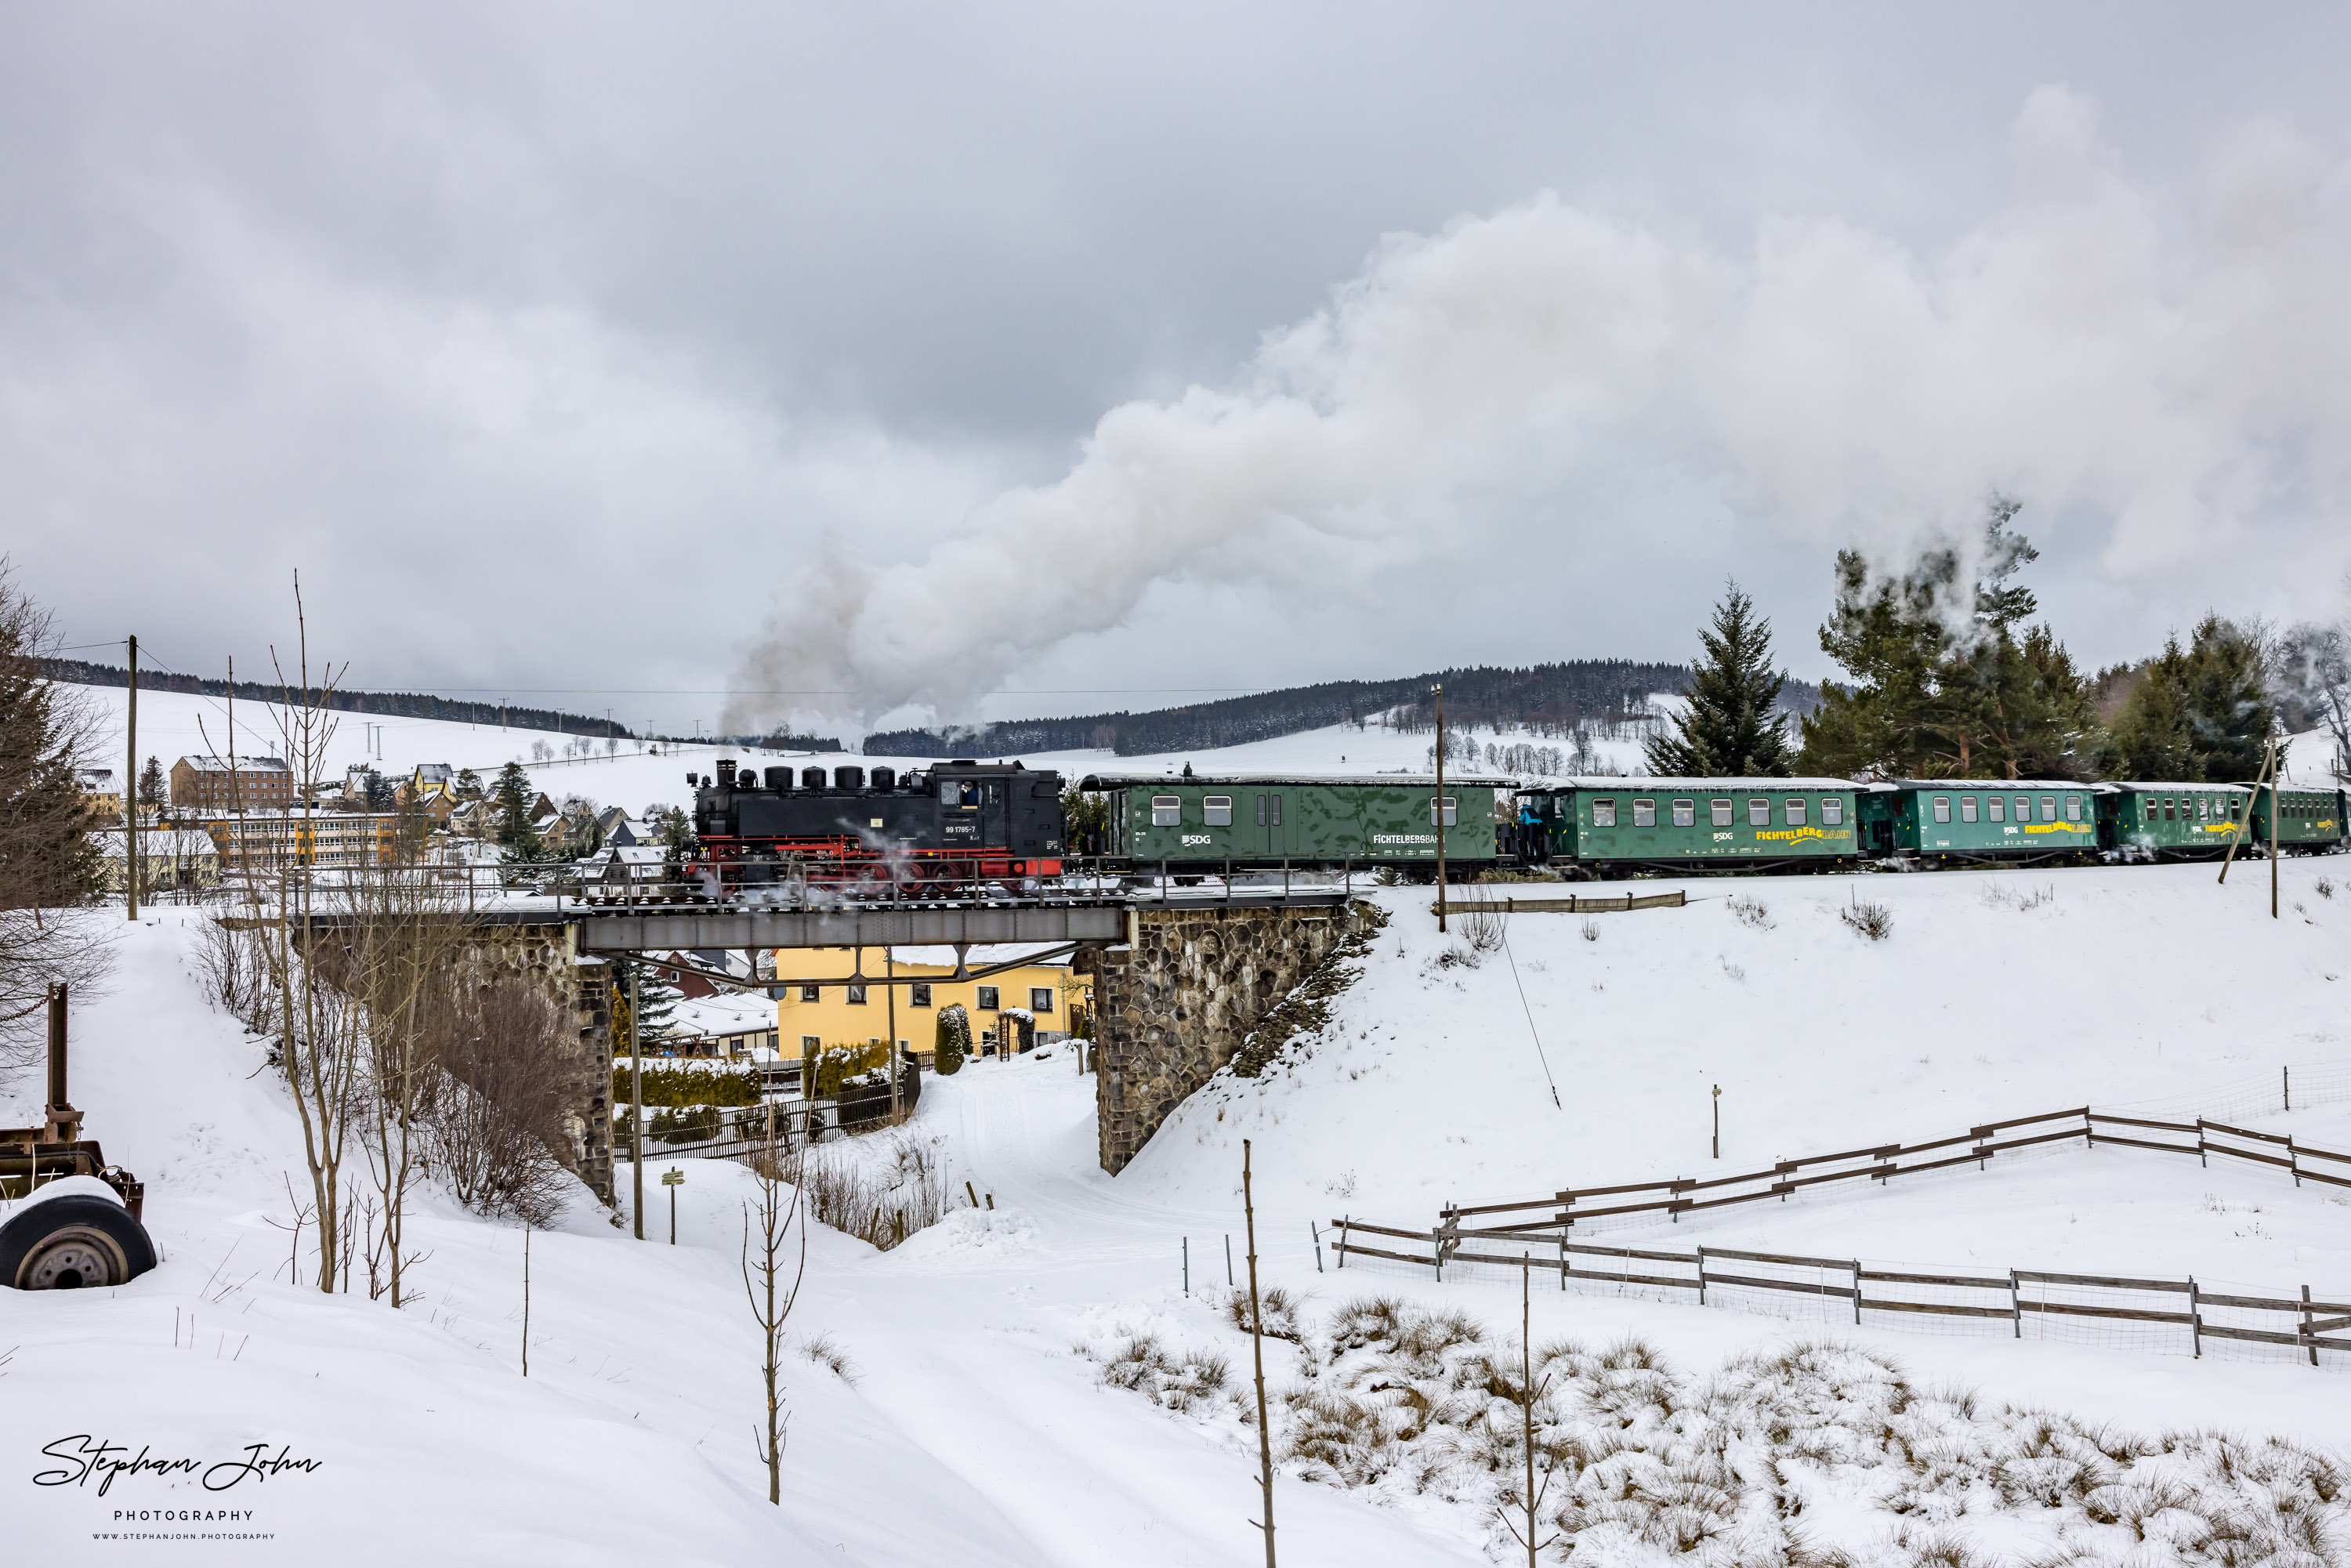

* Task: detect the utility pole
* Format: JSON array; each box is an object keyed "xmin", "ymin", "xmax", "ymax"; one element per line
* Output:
[
  {"xmin": 886, "ymin": 947, "xmax": 900, "ymax": 1121},
  {"xmin": 2270, "ymin": 739, "xmax": 2280, "ymax": 921},
  {"xmin": 2219, "ymin": 739, "xmax": 2274, "ymax": 887},
  {"xmin": 630, "ymin": 966, "xmax": 644, "ymax": 1240},
  {"xmin": 125, "ymin": 633, "xmax": 139, "ymax": 921},
  {"xmin": 1712, "ymin": 1084, "xmax": 1720, "ymax": 1160},
  {"xmin": 1433, "ymin": 682, "xmax": 1447, "ymax": 932}
]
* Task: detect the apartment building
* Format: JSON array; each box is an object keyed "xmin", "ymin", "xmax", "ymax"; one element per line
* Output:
[
  {"xmin": 170, "ymin": 755, "xmax": 295, "ymax": 812},
  {"xmin": 198, "ymin": 809, "xmax": 400, "ymax": 871}
]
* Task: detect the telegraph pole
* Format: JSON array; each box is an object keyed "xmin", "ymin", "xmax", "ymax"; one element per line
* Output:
[
  {"xmin": 1433, "ymin": 682, "xmax": 1447, "ymax": 932},
  {"xmin": 2270, "ymin": 739, "xmax": 2280, "ymax": 921},
  {"xmin": 886, "ymin": 947, "xmax": 900, "ymax": 1120},
  {"xmin": 125, "ymin": 634, "xmax": 139, "ymax": 920}
]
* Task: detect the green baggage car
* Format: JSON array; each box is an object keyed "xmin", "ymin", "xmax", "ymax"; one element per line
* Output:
[
  {"xmin": 1078, "ymin": 771, "xmax": 1512, "ymax": 875},
  {"xmin": 2250, "ymin": 785, "xmax": 2349, "ymax": 854},
  {"xmin": 1529, "ymin": 778, "xmax": 1860, "ymax": 872},
  {"xmin": 2096, "ymin": 782, "xmax": 2253, "ymax": 858},
  {"xmin": 1858, "ymin": 781, "xmax": 2099, "ymax": 861}
]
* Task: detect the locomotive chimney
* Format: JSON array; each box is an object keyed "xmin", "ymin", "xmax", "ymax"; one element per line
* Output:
[
  {"xmin": 716, "ymin": 758, "xmax": 737, "ymax": 788},
  {"xmin": 764, "ymin": 766, "xmax": 790, "ymax": 791}
]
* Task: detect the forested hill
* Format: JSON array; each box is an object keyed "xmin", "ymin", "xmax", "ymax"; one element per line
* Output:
[
  {"xmin": 45, "ymin": 657, "xmax": 631, "ymax": 739},
  {"xmin": 865, "ymin": 661, "xmax": 1823, "ymax": 759}
]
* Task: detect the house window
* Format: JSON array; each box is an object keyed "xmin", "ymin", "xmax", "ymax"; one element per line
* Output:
[
  {"xmin": 2039, "ymin": 795, "xmax": 2056, "ymax": 822},
  {"xmin": 1150, "ymin": 796, "xmax": 1181, "ymax": 827},
  {"xmin": 1786, "ymin": 798, "xmax": 1807, "ymax": 826},
  {"xmin": 1932, "ymin": 797, "xmax": 1951, "ymax": 823},
  {"xmin": 1748, "ymin": 798, "xmax": 1770, "ymax": 827},
  {"xmin": 1711, "ymin": 799, "xmax": 1732, "ymax": 826},
  {"xmin": 1959, "ymin": 796, "xmax": 1977, "ymax": 823},
  {"xmin": 1632, "ymin": 799, "xmax": 1656, "ymax": 827},
  {"xmin": 1030, "ymin": 987, "xmax": 1053, "ymax": 1012},
  {"xmin": 977, "ymin": 986, "xmax": 1000, "ymax": 1010},
  {"xmin": 846, "ymin": 985, "xmax": 867, "ymax": 1005},
  {"xmin": 910, "ymin": 983, "xmax": 933, "ymax": 1007},
  {"xmin": 1821, "ymin": 797, "xmax": 1844, "ymax": 825},
  {"xmin": 1429, "ymin": 796, "xmax": 1457, "ymax": 827},
  {"xmin": 1592, "ymin": 798, "xmax": 1617, "ymax": 827},
  {"xmin": 2066, "ymin": 795, "xmax": 2084, "ymax": 823},
  {"xmin": 799, "ymin": 985, "xmax": 820, "ymax": 1003},
  {"xmin": 1204, "ymin": 796, "xmax": 1233, "ymax": 826},
  {"xmin": 801, "ymin": 1035, "xmax": 820, "ymax": 1052},
  {"xmin": 1987, "ymin": 796, "xmax": 2005, "ymax": 821},
  {"xmin": 1671, "ymin": 799, "xmax": 1694, "ymax": 827}
]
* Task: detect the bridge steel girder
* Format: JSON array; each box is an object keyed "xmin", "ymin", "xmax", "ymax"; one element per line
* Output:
[{"xmin": 573, "ymin": 904, "xmax": 1133, "ymax": 954}]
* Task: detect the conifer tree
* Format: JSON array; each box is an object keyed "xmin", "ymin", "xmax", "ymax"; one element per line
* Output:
[
  {"xmin": 933, "ymin": 1003, "xmax": 969, "ymax": 1076},
  {"xmin": 137, "ymin": 754, "xmax": 166, "ymax": 814},
  {"xmin": 2104, "ymin": 639, "xmax": 2196, "ymax": 780},
  {"xmin": 491, "ymin": 759, "xmax": 544, "ymax": 860},
  {"xmin": 1644, "ymin": 581, "xmax": 1791, "ymax": 777},
  {"xmin": 2182, "ymin": 615, "xmax": 2274, "ymax": 781},
  {"xmin": 452, "ymin": 766, "xmax": 482, "ymax": 801}
]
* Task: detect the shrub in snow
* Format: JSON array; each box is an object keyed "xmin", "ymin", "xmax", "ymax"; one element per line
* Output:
[
  {"xmin": 799, "ymin": 1132, "xmax": 948, "ymax": 1251},
  {"xmin": 1579, "ymin": 918, "xmax": 1599, "ymax": 942},
  {"xmin": 1726, "ymin": 894, "xmax": 1773, "ymax": 929},
  {"xmin": 1223, "ymin": 1284, "xmax": 1302, "ymax": 1342},
  {"xmin": 1841, "ymin": 894, "xmax": 1894, "ymax": 941},
  {"xmin": 933, "ymin": 1003, "xmax": 970, "ymax": 1076}
]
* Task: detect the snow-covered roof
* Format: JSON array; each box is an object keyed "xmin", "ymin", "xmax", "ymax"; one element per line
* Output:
[
  {"xmin": 2101, "ymin": 781, "xmax": 2255, "ymax": 794},
  {"xmin": 667, "ymin": 993, "xmax": 776, "ymax": 1039},
  {"xmin": 178, "ymin": 755, "xmax": 290, "ymax": 773},
  {"xmin": 412, "ymin": 762, "xmax": 453, "ymax": 783},
  {"xmin": 1547, "ymin": 777, "xmax": 1856, "ymax": 791},
  {"xmin": 1079, "ymin": 770, "xmax": 1517, "ymax": 788},
  {"xmin": 1866, "ymin": 779, "xmax": 2106, "ymax": 792}
]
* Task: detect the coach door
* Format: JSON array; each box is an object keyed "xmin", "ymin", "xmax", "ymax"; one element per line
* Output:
[{"xmin": 1253, "ymin": 791, "xmax": 1285, "ymax": 857}]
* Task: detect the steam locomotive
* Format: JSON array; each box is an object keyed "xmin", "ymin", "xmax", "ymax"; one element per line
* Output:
[{"xmin": 686, "ymin": 757, "xmax": 1066, "ymax": 890}]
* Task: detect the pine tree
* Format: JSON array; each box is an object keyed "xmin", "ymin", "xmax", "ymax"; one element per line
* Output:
[
  {"xmin": 933, "ymin": 1003, "xmax": 970, "ymax": 1076},
  {"xmin": 363, "ymin": 769, "xmax": 393, "ymax": 809},
  {"xmin": 453, "ymin": 766, "xmax": 482, "ymax": 801},
  {"xmin": 491, "ymin": 759, "xmax": 544, "ymax": 860},
  {"xmin": 1644, "ymin": 581, "xmax": 1791, "ymax": 777},
  {"xmin": 137, "ymin": 755, "xmax": 165, "ymax": 814},
  {"xmin": 2104, "ymin": 639, "xmax": 2197, "ymax": 780},
  {"xmin": 2182, "ymin": 615, "xmax": 2274, "ymax": 781}
]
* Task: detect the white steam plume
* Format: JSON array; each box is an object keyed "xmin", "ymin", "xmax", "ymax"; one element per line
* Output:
[{"xmin": 730, "ymin": 87, "xmax": 2351, "ymax": 731}]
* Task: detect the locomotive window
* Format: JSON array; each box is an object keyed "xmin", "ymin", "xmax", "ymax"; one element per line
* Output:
[
  {"xmin": 1592, "ymin": 798, "xmax": 1617, "ymax": 827},
  {"xmin": 1786, "ymin": 798, "xmax": 1806, "ymax": 825},
  {"xmin": 1431, "ymin": 796, "xmax": 1458, "ymax": 827},
  {"xmin": 942, "ymin": 780, "xmax": 978, "ymax": 807},
  {"xmin": 1204, "ymin": 796, "xmax": 1233, "ymax": 826},
  {"xmin": 1932, "ymin": 797, "xmax": 1951, "ymax": 823},
  {"xmin": 2066, "ymin": 795, "xmax": 2084, "ymax": 823},
  {"xmin": 2038, "ymin": 795, "xmax": 2056, "ymax": 822},
  {"xmin": 799, "ymin": 985, "xmax": 820, "ymax": 1003},
  {"xmin": 1712, "ymin": 799, "xmax": 1733, "ymax": 827},
  {"xmin": 1030, "ymin": 987, "xmax": 1054, "ymax": 1012},
  {"xmin": 1672, "ymin": 799, "xmax": 1694, "ymax": 827},
  {"xmin": 1959, "ymin": 796, "xmax": 1977, "ymax": 822},
  {"xmin": 910, "ymin": 983, "xmax": 932, "ymax": 1007},
  {"xmin": 1821, "ymin": 798, "xmax": 1844, "ymax": 825},
  {"xmin": 984, "ymin": 783, "xmax": 1002, "ymax": 805},
  {"xmin": 1988, "ymin": 796, "xmax": 2005, "ymax": 821},
  {"xmin": 846, "ymin": 985, "xmax": 867, "ymax": 1005},
  {"xmin": 976, "ymin": 986, "xmax": 999, "ymax": 1011},
  {"xmin": 1748, "ymin": 798, "xmax": 1770, "ymax": 826},
  {"xmin": 1150, "ymin": 796, "xmax": 1181, "ymax": 826},
  {"xmin": 1632, "ymin": 798, "xmax": 1656, "ymax": 827}
]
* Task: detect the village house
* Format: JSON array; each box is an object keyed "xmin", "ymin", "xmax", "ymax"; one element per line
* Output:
[
  {"xmin": 76, "ymin": 767, "xmax": 121, "ymax": 825},
  {"xmin": 170, "ymin": 755, "xmax": 295, "ymax": 812},
  {"xmin": 772, "ymin": 945, "xmax": 1092, "ymax": 1067}
]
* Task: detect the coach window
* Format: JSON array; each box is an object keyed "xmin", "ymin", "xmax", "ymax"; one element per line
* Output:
[
  {"xmin": 2162, "ymin": 797, "xmax": 2175, "ymax": 820},
  {"xmin": 847, "ymin": 984, "xmax": 867, "ymax": 1005},
  {"xmin": 799, "ymin": 984, "xmax": 820, "ymax": 1003},
  {"xmin": 2195, "ymin": 798, "xmax": 2208, "ymax": 821},
  {"xmin": 1959, "ymin": 796, "xmax": 1977, "ymax": 823},
  {"xmin": 1271, "ymin": 794, "xmax": 1284, "ymax": 825},
  {"xmin": 1030, "ymin": 987, "xmax": 1054, "ymax": 1012},
  {"xmin": 1786, "ymin": 798, "xmax": 1807, "ymax": 826},
  {"xmin": 1632, "ymin": 798, "xmax": 1657, "ymax": 827},
  {"xmin": 1821, "ymin": 797, "xmax": 1844, "ymax": 825},
  {"xmin": 1711, "ymin": 799, "xmax": 1733, "ymax": 827},
  {"xmin": 1430, "ymin": 796, "xmax": 1458, "ymax": 827},
  {"xmin": 1748, "ymin": 798, "xmax": 1770, "ymax": 826},
  {"xmin": 1151, "ymin": 795, "xmax": 1181, "ymax": 827},
  {"xmin": 2038, "ymin": 795, "xmax": 2056, "ymax": 822},
  {"xmin": 910, "ymin": 983, "xmax": 933, "ymax": 1007},
  {"xmin": 1672, "ymin": 799, "xmax": 1694, "ymax": 827},
  {"xmin": 1931, "ymin": 796, "xmax": 1951, "ymax": 823},
  {"xmin": 1204, "ymin": 795, "xmax": 1233, "ymax": 826},
  {"xmin": 2064, "ymin": 795, "xmax": 2082, "ymax": 822}
]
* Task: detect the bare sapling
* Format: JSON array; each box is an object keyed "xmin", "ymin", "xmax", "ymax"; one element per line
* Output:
[
  {"xmin": 520, "ymin": 1212, "xmax": 531, "ymax": 1378},
  {"xmin": 1500, "ymin": 1257, "xmax": 1559, "ymax": 1566},
  {"xmin": 1243, "ymin": 1138, "xmax": 1277, "ymax": 1567},
  {"xmin": 743, "ymin": 1095, "xmax": 807, "ymax": 1505}
]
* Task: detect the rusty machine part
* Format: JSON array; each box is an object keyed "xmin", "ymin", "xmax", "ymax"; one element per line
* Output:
[{"xmin": 0, "ymin": 984, "xmax": 146, "ymax": 1221}]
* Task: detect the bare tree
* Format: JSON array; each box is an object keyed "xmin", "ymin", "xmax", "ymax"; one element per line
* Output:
[
  {"xmin": 743, "ymin": 1101, "xmax": 806, "ymax": 1505},
  {"xmin": 426, "ymin": 979, "xmax": 577, "ymax": 1224},
  {"xmin": 0, "ymin": 559, "xmax": 111, "ymax": 1072},
  {"xmin": 2277, "ymin": 616, "xmax": 2351, "ymax": 782}
]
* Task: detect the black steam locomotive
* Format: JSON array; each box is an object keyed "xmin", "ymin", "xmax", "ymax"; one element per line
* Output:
[{"xmin": 687, "ymin": 757, "xmax": 1067, "ymax": 891}]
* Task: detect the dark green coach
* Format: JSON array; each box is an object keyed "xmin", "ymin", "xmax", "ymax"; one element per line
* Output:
[
  {"xmin": 2096, "ymin": 782, "xmax": 2252, "ymax": 857},
  {"xmin": 2251, "ymin": 784, "xmax": 2349, "ymax": 853},
  {"xmin": 1078, "ymin": 771, "xmax": 1512, "ymax": 873},
  {"xmin": 1529, "ymin": 777, "xmax": 1861, "ymax": 871},
  {"xmin": 1857, "ymin": 780, "xmax": 2099, "ymax": 860}
]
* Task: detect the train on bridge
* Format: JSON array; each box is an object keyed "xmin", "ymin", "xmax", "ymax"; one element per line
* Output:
[{"xmin": 684, "ymin": 759, "xmax": 2345, "ymax": 893}]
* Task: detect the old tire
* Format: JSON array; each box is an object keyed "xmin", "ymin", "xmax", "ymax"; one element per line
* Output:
[{"xmin": 0, "ymin": 1193, "xmax": 157, "ymax": 1291}]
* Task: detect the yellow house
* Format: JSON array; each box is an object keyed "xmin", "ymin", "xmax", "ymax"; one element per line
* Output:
[{"xmin": 772, "ymin": 945, "xmax": 1093, "ymax": 1066}]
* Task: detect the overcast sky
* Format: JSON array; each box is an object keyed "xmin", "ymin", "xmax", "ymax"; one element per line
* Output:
[{"xmin": 9, "ymin": 4, "xmax": 2351, "ymax": 737}]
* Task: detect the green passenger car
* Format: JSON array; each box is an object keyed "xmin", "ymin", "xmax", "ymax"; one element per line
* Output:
[
  {"xmin": 2250, "ymin": 786, "xmax": 2349, "ymax": 853},
  {"xmin": 1531, "ymin": 778, "xmax": 1860, "ymax": 870},
  {"xmin": 1857, "ymin": 781, "xmax": 2099, "ymax": 860},
  {"xmin": 1078, "ymin": 772, "xmax": 1511, "ymax": 871},
  {"xmin": 2096, "ymin": 783, "xmax": 2252, "ymax": 857}
]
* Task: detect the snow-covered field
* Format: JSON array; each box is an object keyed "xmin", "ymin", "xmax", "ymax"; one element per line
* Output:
[{"xmin": 16, "ymin": 683, "xmax": 2351, "ymax": 1561}]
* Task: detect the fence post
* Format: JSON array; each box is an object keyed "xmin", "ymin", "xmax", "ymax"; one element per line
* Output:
[
  {"xmin": 1697, "ymin": 1246, "xmax": 1707, "ymax": 1306},
  {"xmin": 2285, "ymin": 1065, "xmax": 2291, "ymax": 1113},
  {"xmin": 1559, "ymin": 1230, "xmax": 1567, "ymax": 1293},
  {"xmin": 1853, "ymin": 1260, "xmax": 1863, "ymax": 1325},
  {"xmin": 2010, "ymin": 1269, "xmax": 2021, "ymax": 1338},
  {"xmin": 2289, "ymin": 1136, "xmax": 2301, "ymax": 1188},
  {"xmin": 2197, "ymin": 1119, "xmax": 2208, "ymax": 1168},
  {"xmin": 2190, "ymin": 1277, "xmax": 2201, "ymax": 1360},
  {"xmin": 1432, "ymin": 1224, "xmax": 1444, "ymax": 1283},
  {"xmin": 1310, "ymin": 1222, "xmax": 1324, "ymax": 1274},
  {"xmin": 1337, "ymin": 1216, "xmax": 1349, "ymax": 1270},
  {"xmin": 2084, "ymin": 1108, "xmax": 2094, "ymax": 1150},
  {"xmin": 2305, "ymin": 1284, "xmax": 2317, "ymax": 1367}
]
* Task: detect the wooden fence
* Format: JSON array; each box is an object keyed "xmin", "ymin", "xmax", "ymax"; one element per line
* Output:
[
  {"xmin": 1455, "ymin": 890, "xmax": 1688, "ymax": 915},
  {"xmin": 1326, "ymin": 1224, "xmax": 2351, "ymax": 1367},
  {"xmin": 1325, "ymin": 1099, "xmax": 2351, "ymax": 1368}
]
